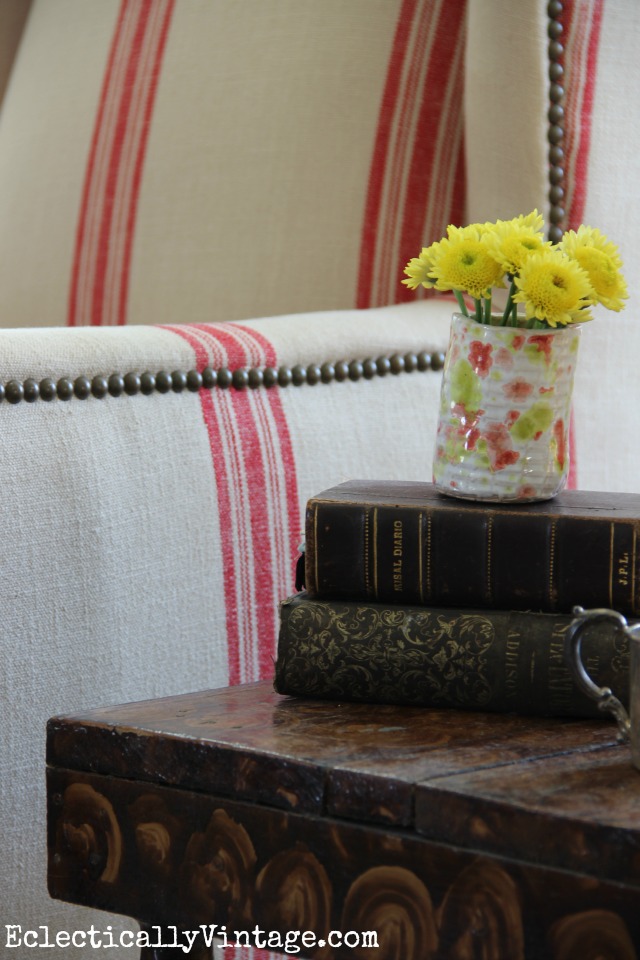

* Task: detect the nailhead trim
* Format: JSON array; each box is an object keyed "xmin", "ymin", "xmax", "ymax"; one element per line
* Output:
[
  {"xmin": 0, "ymin": 350, "xmax": 446, "ymax": 405},
  {"xmin": 547, "ymin": 1, "xmax": 565, "ymax": 243}
]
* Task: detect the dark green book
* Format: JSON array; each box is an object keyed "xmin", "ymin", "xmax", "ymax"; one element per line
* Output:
[
  {"xmin": 274, "ymin": 593, "xmax": 630, "ymax": 718},
  {"xmin": 304, "ymin": 479, "xmax": 640, "ymax": 616}
]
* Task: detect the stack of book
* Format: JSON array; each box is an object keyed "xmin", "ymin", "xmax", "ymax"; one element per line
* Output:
[{"xmin": 274, "ymin": 480, "xmax": 639, "ymax": 718}]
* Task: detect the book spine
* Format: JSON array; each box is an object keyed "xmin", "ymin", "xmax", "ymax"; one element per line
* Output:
[
  {"xmin": 304, "ymin": 498, "xmax": 640, "ymax": 615},
  {"xmin": 274, "ymin": 594, "xmax": 630, "ymax": 718}
]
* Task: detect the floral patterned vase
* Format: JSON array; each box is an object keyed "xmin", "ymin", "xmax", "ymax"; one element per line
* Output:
[{"xmin": 433, "ymin": 313, "xmax": 581, "ymax": 502}]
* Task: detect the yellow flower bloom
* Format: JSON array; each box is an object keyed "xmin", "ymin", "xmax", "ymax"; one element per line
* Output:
[
  {"xmin": 513, "ymin": 248, "xmax": 594, "ymax": 327},
  {"xmin": 559, "ymin": 225, "xmax": 628, "ymax": 312},
  {"xmin": 484, "ymin": 214, "xmax": 551, "ymax": 276},
  {"xmin": 513, "ymin": 209, "xmax": 545, "ymax": 232},
  {"xmin": 429, "ymin": 225, "xmax": 504, "ymax": 300},
  {"xmin": 402, "ymin": 242, "xmax": 438, "ymax": 289}
]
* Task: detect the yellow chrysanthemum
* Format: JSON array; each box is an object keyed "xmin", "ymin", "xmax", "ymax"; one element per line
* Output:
[
  {"xmin": 429, "ymin": 225, "xmax": 504, "ymax": 300},
  {"xmin": 513, "ymin": 249, "xmax": 594, "ymax": 327},
  {"xmin": 512, "ymin": 209, "xmax": 545, "ymax": 233},
  {"xmin": 559, "ymin": 225, "xmax": 628, "ymax": 311},
  {"xmin": 483, "ymin": 215, "xmax": 551, "ymax": 275},
  {"xmin": 402, "ymin": 241, "xmax": 438, "ymax": 289}
]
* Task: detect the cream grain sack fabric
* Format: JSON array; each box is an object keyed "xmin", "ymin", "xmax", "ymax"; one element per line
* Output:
[
  {"xmin": 0, "ymin": 0, "xmax": 467, "ymax": 328},
  {"xmin": 0, "ymin": 300, "xmax": 449, "ymax": 958}
]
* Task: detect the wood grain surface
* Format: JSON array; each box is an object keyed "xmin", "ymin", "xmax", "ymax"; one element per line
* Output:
[{"xmin": 47, "ymin": 681, "xmax": 640, "ymax": 959}]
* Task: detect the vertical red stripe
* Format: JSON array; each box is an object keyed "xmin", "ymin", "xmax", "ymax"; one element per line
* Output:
[
  {"xmin": 91, "ymin": 0, "xmax": 153, "ymax": 326},
  {"xmin": 166, "ymin": 324, "xmax": 300, "ymax": 685},
  {"xmin": 560, "ymin": 1, "xmax": 604, "ymax": 489},
  {"xmin": 567, "ymin": 411, "xmax": 578, "ymax": 489},
  {"xmin": 67, "ymin": 0, "xmax": 130, "ymax": 327},
  {"xmin": 356, "ymin": 0, "xmax": 467, "ymax": 310},
  {"xmin": 356, "ymin": 0, "xmax": 417, "ymax": 309},
  {"xmin": 449, "ymin": 133, "xmax": 466, "ymax": 230},
  {"xmin": 562, "ymin": 0, "xmax": 604, "ymax": 230},
  {"xmin": 396, "ymin": 2, "xmax": 466, "ymax": 301},
  {"xmin": 117, "ymin": 0, "xmax": 174, "ymax": 325},
  {"xmin": 68, "ymin": 0, "xmax": 175, "ymax": 326}
]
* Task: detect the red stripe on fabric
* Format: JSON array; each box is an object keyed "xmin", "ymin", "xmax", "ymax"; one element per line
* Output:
[
  {"xmin": 223, "ymin": 323, "xmax": 301, "ymax": 595},
  {"xmin": 90, "ymin": 0, "xmax": 151, "ymax": 325},
  {"xmin": 356, "ymin": 0, "xmax": 418, "ymax": 309},
  {"xmin": 560, "ymin": 1, "xmax": 603, "ymax": 490},
  {"xmin": 117, "ymin": 0, "xmax": 174, "ymax": 325},
  {"xmin": 429, "ymin": 36, "xmax": 466, "ymax": 247},
  {"xmin": 449, "ymin": 129, "xmax": 466, "ymax": 229},
  {"xmin": 374, "ymin": 0, "xmax": 436, "ymax": 307},
  {"xmin": 562, "ymin": 0, "xmax": 604, "ymax": 229},
  {"xmin": 68, "ymin": 0, "xmax": 175, "ymax": 326},
  {"xmin": 567, "ymin": 409, "xmax": 578, "ymax": 489},
  {"xmin": 67, "ymin": 0, "xmax": 130, "ymax": 327},
  {"xmin": 396, "ymin": 0, "xmax": 466, "ymax": 302},
  {"xmin": 165, "ymin": 324, "xmax": 300, "ymax": 685}
]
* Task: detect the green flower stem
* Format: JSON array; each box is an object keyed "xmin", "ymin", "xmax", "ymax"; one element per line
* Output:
[
  {"xmin": 473, "ymin": 299, "xmax": 483, "ymax": 324},
  {"xmin": 501, "ymin": 279, "xmax": 517, "ymax": 325},
  {"xmin": 454, "ymin": 289, "xmax": 468, "ymax": 316}
]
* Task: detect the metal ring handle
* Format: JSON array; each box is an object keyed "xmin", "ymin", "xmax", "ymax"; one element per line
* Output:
[{"xmin": 565, "ymin": 606, "xmax": 631, "ymax": 741}]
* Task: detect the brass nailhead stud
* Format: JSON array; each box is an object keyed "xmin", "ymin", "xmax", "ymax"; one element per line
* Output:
[
  {"xmin": 23, "ymin": 378, "xmax": 40, "ymax": 402},
  {"xmin": 291, "ymin": 365, "xmax": 307, "ymax": 386},
  {"xmin": 217, "ymin": 368, "xmax": 233, "ymax": 389},
  {"xmin": 277, "ymin": 366, "xmax": 292, "ymax": 387},
  {"xmin": 140, "ymin": 372, "xmax": 156, "ymax": 395},
  {"xmin": 124, "ymin": 372, "xmax": 141, "ymax": 396},
  {"xmin": 232, "ymin": 368, "xmax": 249, "ymax": 390},
  {"xmin": 334, "ymin": 361, "xmax": 349, "ymax": 382},
  {"xmin": 5, "ymin": 380, "xmax": 24, "ymax": 404},
  {"xmin": 306, "ymin": 364, "xmax": 321, "ymax": 385},
  {"xmin": 348, "ymin": 360, "xmax": 363, "ymax": 381},
  {"xmin": 40, "ymin": 378, "xmax": 57, "ymax": 401},
  {"xmin": 73, "ymin": 376, "xmax": 92, "ymax": 400},
  {"xmin": 404, "ymin": 353, "xmax": 418, "ymax": 372},
  {"xmin": 201, "ymin": 367, "xmax": 217, "ymax": 389},
  {"xmin": 320, "ymin": 363, "xmax": 335, "ymax": 383},
  {"xmin": 171, "ymin": 370, "xmax": 188, "ymax": 392},
  {"xmin": 57, "ymin": 378, "xmax": 74, "ymax": 401},
  {"xmin": 248, "ymin": 368, "xmax": 264, "ymax": 389},
  {"xmin": 362, "ymin": 359, "xmax": 377, "ymax": 379},
  {"xmin": 155, "ymin": 370, "xmax": 173, "ymax": 393},
  {"xmin": 91, "ymin": 375, "xmax": 109, "ymax": 398},
  {"xmin": 262, "ymin": 367, "xmax": 278, "ymax": 388},
  {"xmin": 108, "ymin": 374, "xmax": 125, "ymax": 397},
  {"xmin": 186, "ymin": 370, "xmax": 203, "ymax": 392}
]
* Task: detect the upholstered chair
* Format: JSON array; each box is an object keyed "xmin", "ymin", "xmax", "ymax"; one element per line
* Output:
[{"xmin": 0, "ymin": 2, "xmax": 638, "ymax": 956}]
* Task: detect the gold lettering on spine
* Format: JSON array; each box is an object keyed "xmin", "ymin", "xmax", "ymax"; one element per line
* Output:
[
  {"xmin": 418, "ymin": 512, "xmax": 424, "ymax": 604},
  {"xmin": 364, "ymin": 508, "xmax": 378, "ymax": 598},
  {"xmin": 614, "ymin": 522, "xmax": 633, "ymax": 601},
  {"xmin": 505, "ymin": 631, "xmax": 520, "ymax": 704},
  {"xmin": 486, "ymin": 516, "xmax": 493, "ymax": 604},
  {"xmin": 633, "ymin": 528, "xmax": 637, "ymax": 614},
  {"xmin": 392, "ymin": 519, "xmax": 403, "ymax": 592},
  {"xmin": 426, "ymin": 513, "xmax": 432, "ymax": 602},
  {"xmin": 617, "ymin": 550, "xmax": 630, "ymax": 588},
  {"xmin": 548, "ymin": 626, "xmax": 574, "ymax": 710},
  {"xmin": 313, "ymin": 505, "xmax": 318, "ymax": 594},
  {"xmin": 609, "ymin": 522, "xmax": 614, "ymax": 607},
  {"xmin": 548, "ymin": 521, "xmax": 556, "ymax": 609}
]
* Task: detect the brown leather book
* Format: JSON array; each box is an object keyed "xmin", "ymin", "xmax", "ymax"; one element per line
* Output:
[
  {"xmin": 304, "ymin": 480, "xmax": 640, "ymax": 615},
  {"xmin": 275, "ymin": 593, "xmax": 630, "ymax": 718}
]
